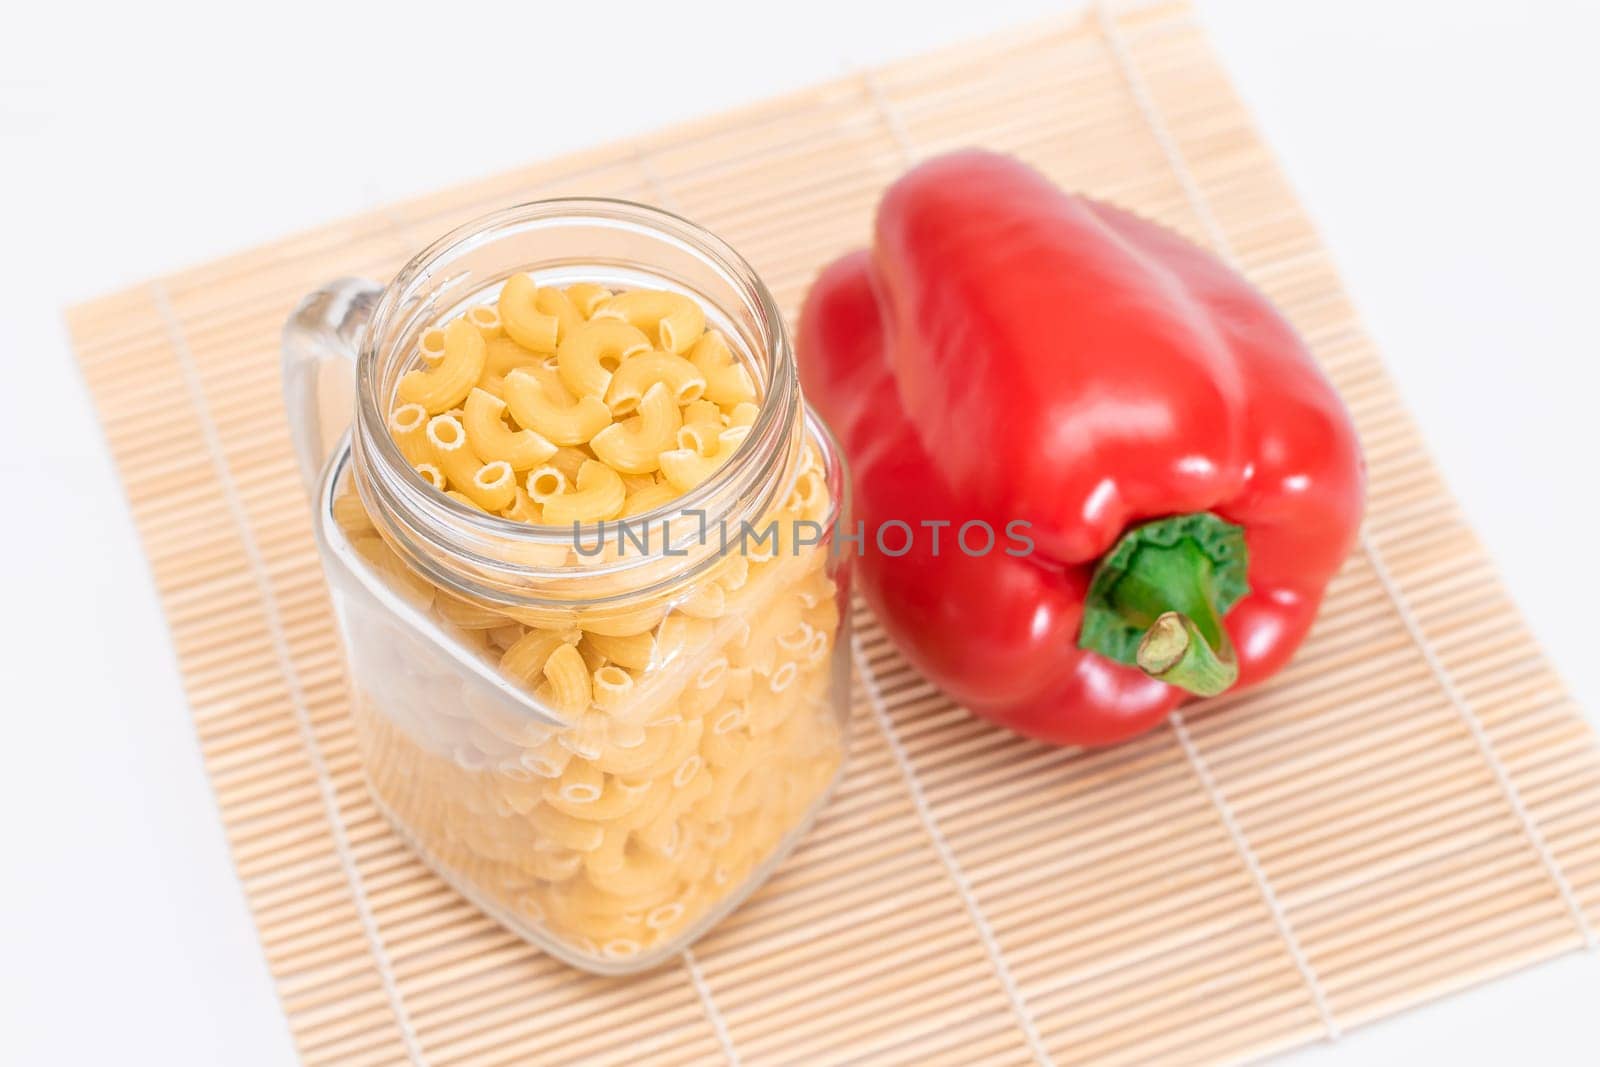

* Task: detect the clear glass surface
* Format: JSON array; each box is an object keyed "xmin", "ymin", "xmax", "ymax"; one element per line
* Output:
[{"xmin": 284, "ymin": 200, "xmax": 852, "ymax": 973}]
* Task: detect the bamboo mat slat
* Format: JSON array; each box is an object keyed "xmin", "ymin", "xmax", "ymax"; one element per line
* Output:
[{"xmin": 66, "ymin": 3, "xmax": 1600, "ymax": 1064}]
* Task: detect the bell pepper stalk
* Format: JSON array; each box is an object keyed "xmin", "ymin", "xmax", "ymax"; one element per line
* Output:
[
  {"xmin": 1083, "ymin": 512, "xmax": 1249, "ymax": 698},
  {"xmin": 797, "ymin": 150, "xmax": 1365, "ymax": 746}
]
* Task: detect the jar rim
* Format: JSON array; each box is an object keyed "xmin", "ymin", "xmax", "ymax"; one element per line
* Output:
[{"xmin": 348, "ymin": 196, "xmax": 816, "ymax": 607}]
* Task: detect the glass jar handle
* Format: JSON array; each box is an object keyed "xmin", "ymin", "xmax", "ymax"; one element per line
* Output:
[{"xmin": 281, "ymin": 278, "xmax": 383, "ymax": 497}]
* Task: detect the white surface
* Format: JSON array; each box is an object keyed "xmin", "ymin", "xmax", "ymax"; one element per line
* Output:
[{"xmin": 2, "ymin": 1, "xmax": 1596, "ymax": 1063}]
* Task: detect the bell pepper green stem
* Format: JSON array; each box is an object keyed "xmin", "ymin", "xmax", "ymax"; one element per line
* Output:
[
  {"xmin": 1136, "ymin": 612, "xmax": 1237, "ymax": 696},
  {"xmin": 1077, "ymin": 512, "xmax": 1249, "ymax": 698}
]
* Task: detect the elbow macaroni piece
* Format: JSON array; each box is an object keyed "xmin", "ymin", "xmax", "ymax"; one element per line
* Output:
[
  {"xmin": 502, "ymin": 368, "xmax": 613, "ymax": 446},
  {"xmin": 389, "ymin": 403, "xmax": 433, "ymax": 466},
  {"xmin": 557, "ymin": 318, "xmax": 651, "ymax": 400},
  {"xmin": 603, "ymin": 351, "xmax": 706, "ymax": 414},
  {"xmin": 688, "ymin": 330, "xmax": 759, "ymax": 408},
  {"xmin": 541, "ymin": 643, "xmax": 594, "ymax": 719},
  {"xmin": 538, "ymin": 460, "xmax": 626, "ymax": 526},
  {"xmin": 464, "ymin": 303, "xmax": 504, "ymax": 338},
  {"xmin": 359, "ymin": 281, "xmax": 845, "ymax": 967},
  {"xmin": 535, "ymin": 285, "xmax": 584, "ymax": 342},
  {"xmin": 398, "ymin": 317, "xmax": 488, "ymax": 413},
  {"xmin": 621, "ymin": 481, "xmax": 678, "ymax": 519},
  {"xmin": 593, "ymin": 288, "xmax": 705, "ymax": 354},
  {"xmin": 463, "ymin": 387, "xmax": 558, "ymax": 470},
  {"xmin": 659, "ymin": 426, "xmax": 748, "ymax": 493},
  {"xmin": 426, "ymin": 414, "xmax": 503, "ymax": 509},
  {"xmin": 564, "ymin": 282, "xmax": 612, "ymax": 317},
  {"xmin": 481, "ymin": 338, "xmax": 545, "ymax": 394},
  {"xmin": 499, "ymin": 273, "xmax": 560, "ymax": 353},
  {"xmin": 589, "ymin": 383, "xmax": 682, "ymax": 475},
  {"xmin": 676, "ymin": 399, "xmax": 723, "ymax": 456}
]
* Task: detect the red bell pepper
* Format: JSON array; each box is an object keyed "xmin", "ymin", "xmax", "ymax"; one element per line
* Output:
[{"xmin": 798, "ymin": 151, "xmax": 1364, "ymax": 746}]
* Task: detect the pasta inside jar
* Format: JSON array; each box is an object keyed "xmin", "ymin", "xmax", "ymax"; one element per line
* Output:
[{"xmin": 321, "ymin": 266, "xmax": 850, "ymax": 973}]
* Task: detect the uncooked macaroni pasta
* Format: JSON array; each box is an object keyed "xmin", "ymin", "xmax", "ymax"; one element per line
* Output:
[{"xmin": 338, "ymin": 278, "xmax": 844, "ymax": 965}]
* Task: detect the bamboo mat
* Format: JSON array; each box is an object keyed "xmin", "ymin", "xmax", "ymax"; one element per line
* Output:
[{"xmin": 66, "ymin": 2, "xmax": 1600, "ymax": 1064}]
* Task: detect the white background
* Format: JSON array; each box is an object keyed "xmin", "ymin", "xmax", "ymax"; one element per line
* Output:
[{"xmin": 2, "ymin": 0, "xmax": 1596, "ymax": 1063}]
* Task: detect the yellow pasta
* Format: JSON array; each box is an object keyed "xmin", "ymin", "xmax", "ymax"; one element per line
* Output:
[
  {"xmin": 352, "ymin": 536, "xmax": 433, "ymax": 612},
  {"xmin": 659, "ymin": 426, "xmax": 747, "ymax": 492},
  {"xmin": 502, "ymin": 485, "xmax": 542, "ymax": 524},
  {"xmin": 470, "ymin": 698, "xmax": 551, "ymax": 753},
  {"xmin": 398, "ymin": 317, "xmax": 488, "ymax": 413},
  {"xmin": 544, "ymin": 772, "xmax": 652, "ymax": 821},
  {"xmin": 576, "ymin": 639, "xmax": 607, "ymax": 674},
  {"xmin": 536, "ymin": 285, "xmax": 584, "ymax": 341},
  {"xmin": 785, "ymin": 466, "xmax": 827, "ymax": 516},
  {"xmin": 645, "ymin": 899, "xmax": 688, "ymax": 932},
  {"xmin": 557, "ymin": 873, "xmax": 678, "ymax": 925},
  {"xmin": 677, "ymin": 582, "xmax": 726, "ymax": 620},
  {"xmin": 777, "ymin": 620, "xmax": 814, "ymax": 654},
  {"xmin": 637, "ymin": 771, "xmax": 712, "ymax": 851},
  {"xmin": 519, "ymin": 736, "xmax": 574, "ymax": 779},
  {"xmin": 523, "ymin": 845, "xmax": 584, "ymax": 883},
  {"xmin": 480, "ymin": 337, "xmax": 545, "ymax": 394},
  {"xmin": 592, "ymin": 665, "xmax": 634, "ymax": 711},
  {"xmin": 633, "ymin": 719, "xmax": 704, "ymax": 782},
  {"xmin": 556, "ymin": 318, "xmax": 651, "ymax": 400},
  {"xmin": 581, "ymin": 630, "xmax": 657, "ymax": 672},
  {"xmin": 688, "ymin": 330, "xmax": 758, "ymax": 408},
  {"xmin": 723, "ymin": 665, "xmax": 755, "ymax": 702},
  {"xmin": 576, "ymin": 599, "xmax": 668, "ymax": 638},
  {"xmin": 436, "ymin": 590, "xmax": 509, "ymax": 630},
  {"xmin": 605, "ymin": 716, "xmax": 647, "ymax": 751},
  {"xmin": 619, "ymin": 471, "xmax": 657, "ymax": 494},
  {"xmin": 502, "ymin": 367, "xmax": 612, "ymax": 446},
  {"xmin": 426, "ymin": 414, "xmax": 516, "ymax": 511},
  {"xmin": 717, "ymin": 552, "xmax": 751, "ymax": 592},
  {"xmin": 360, "ymin": 280, "xmax": 845, "ymax": 966},
  {"xmin": 589, "ymin": 383, "xmax": 682, "ymax": 475},
  {"xmin": 559, "ymin": 711, "xmax": 611, "ymax": 761},
  {"xmin": 464, "ymin": 303, "xmax": 504, "ymax": 338},
  {"xmin": 585, "ymin": 853, "xmax": 679, "ymax": 905},
  {"xmin": 499, "ymin": 628, "xmax": 577, "ymax": 685},
  {"xmin": 332, "ymin": 492, "xmax": 375, "ymax": 537},
  {"xmin": 603, "ymin": 351, "xmax": 706, "ymax": 414},
  {"xmin": 546, "ymin": 445, "xmax": 589, "ymax": 482},
  {"xmin": 655, "ymin": 614, "xmax": 713, "ymax": 664},
  {"xmin": 424, "ymin": 414, "xmax": 476, "ymax": 486},
  {"xmin": 417, "ymin": 326, "xmax": 447, "ymax": 364},
  {"xmin": 548, "ymin": 758, "xmax": 605, "ymax": 805},
  {"xmin": 693, "ymin": 763, "xmax": 748, "ymax": 824},
  {"xmin": 565, "ymin": 282, "xmax": 612, "ymax": 317},
  {"xmin": 498, "ymin": 273, "xmax": 560, "ymax": 353},
  {"xmin": 676, "ymin": 399, "xmax": 723, "ymax": 456},
  {"xmin": 414, "ymin": 463, "xmax": 445, "ymax": 491},
  {"xmin": 679, "ymin": 674, "xmax": 729, "ymax": 719},
  {"xmin": 621, "ymin": 481, "xmax": 679, "ymax": 519},
  {"xmin": 525, "ymin": 464, "xmax": 566, "ymax": 503},
  {"xmin": 388, "ymin": 402, "xmax": 433, "ymax": 466},
  {"xmin": 541, "ymin": 642, "xmax": 593, "ymax": 718},
  {"xmin": 537, "ymin": 460, "xmax": 626, "ymax": 526},
  {"xmin": 527, "ymin": 804, "xmax": 606, "ymax": 852},
  {"xmin": 594, "ymin": 288, "xmax": 705, "ymax": 354},
  {"xmin": 463, "ymin": 387, "xmax": 558, "ymax": 470},
  {"xmin": 487, "ymin": 622, "xmax": 525, "ymax": 653}
]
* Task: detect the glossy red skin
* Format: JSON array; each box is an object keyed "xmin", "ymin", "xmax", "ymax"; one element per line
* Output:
[{"xmin": 797, "ymin": 151, "xmax": 1365, "ymax": 746}]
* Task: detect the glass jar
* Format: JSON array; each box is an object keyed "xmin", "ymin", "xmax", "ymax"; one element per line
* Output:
[{"xmin": 281, "ymin": 199, "xmax": 851, "ymax": 974}]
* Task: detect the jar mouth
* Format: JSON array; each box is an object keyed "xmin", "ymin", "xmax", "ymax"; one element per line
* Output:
[{"xmin": 350, "ymin": 197, "xmax": 810, "ymax": 607}]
